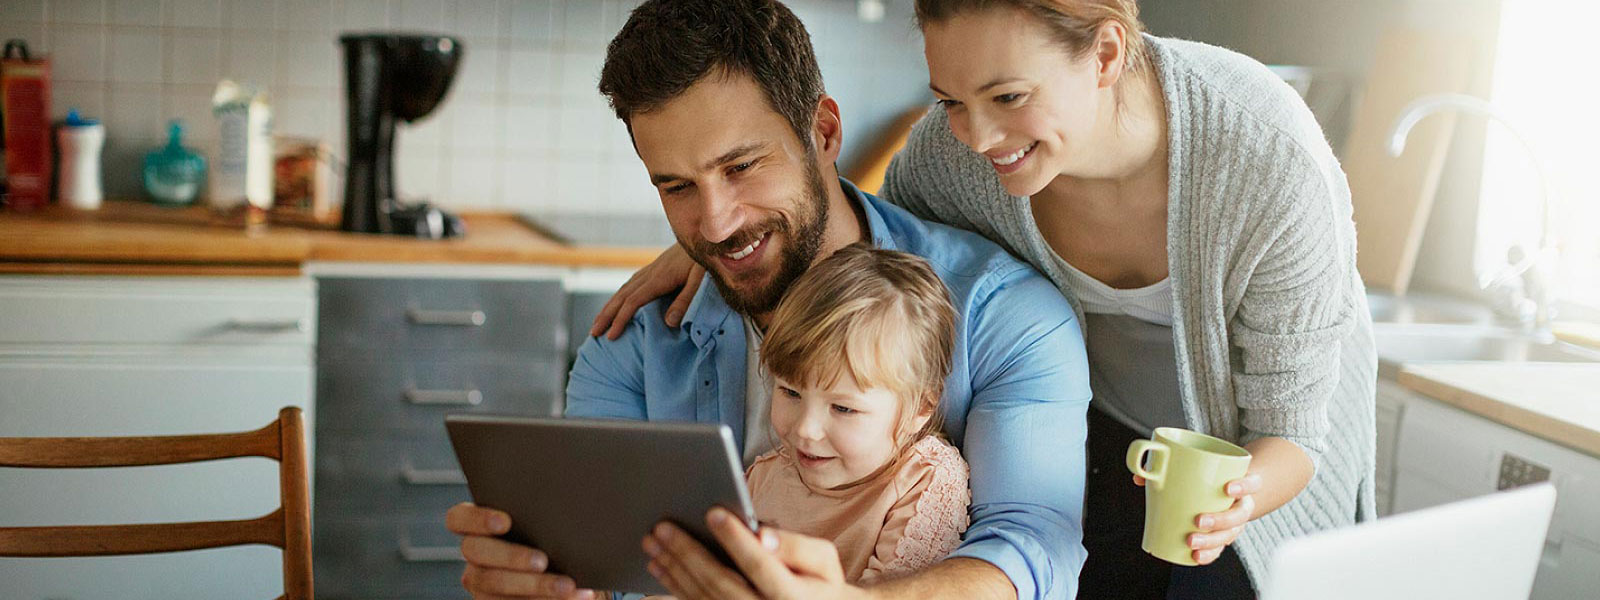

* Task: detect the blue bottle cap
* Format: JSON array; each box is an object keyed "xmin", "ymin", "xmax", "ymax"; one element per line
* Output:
[{"xmin": 64, "ymin": 108, "xmax": 100, "ymax": 127}]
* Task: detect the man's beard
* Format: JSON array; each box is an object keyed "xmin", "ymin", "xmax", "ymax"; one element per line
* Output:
[{"xmin": 684, "ymin": 158, "xmax": 830, "ymax": 316}]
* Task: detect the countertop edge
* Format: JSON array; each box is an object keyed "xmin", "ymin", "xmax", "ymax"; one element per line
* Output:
[
  {"xmin": 1398, "ymin": 364, "xmax": 1600, "ymax": 458},
  {"xmin": 0, "ymin": 261, "xmax": 305, "ymax": 277},
  {"xmin": 1, "ymin": 203, "xmax": 666, "ymax": 271}
]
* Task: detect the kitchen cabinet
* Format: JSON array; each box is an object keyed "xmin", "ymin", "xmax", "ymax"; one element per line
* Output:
[
  {"xmin": 0, "ymin": 275, "xmax": 316, "ymax": 600},
  {"xmin": 311, "ymin": 269, "xmax": 569, "ymax": 599},
  {"xmin": 1374, "ymin": 378, "xmax": 1411, "ymax": 516},
  {"xmin": 0, "ymin": 202, "xmax": 661, "ymax": 598},
  {"xmin": 1392, "ymin": 394, "xmax": 1600, "ymax": 600}
]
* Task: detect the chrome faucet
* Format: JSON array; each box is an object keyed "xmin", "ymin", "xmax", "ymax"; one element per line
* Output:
[{"xmin": 1386, "ymin": 93, "xmax": 1558, "ymax": 338}]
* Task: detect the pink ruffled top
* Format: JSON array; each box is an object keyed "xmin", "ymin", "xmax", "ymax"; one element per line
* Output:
[{"xmin": 744, "ymin": 436, "xmax": 971, "ymax": 582}]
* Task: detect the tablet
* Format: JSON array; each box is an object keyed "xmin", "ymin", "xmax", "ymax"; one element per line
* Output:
[{"xmin": 445, "ymin": 415, "xmax": 759, "ymax": 595}]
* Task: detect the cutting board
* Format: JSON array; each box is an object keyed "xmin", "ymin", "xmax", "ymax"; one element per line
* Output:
[
  {"xmin": 1344, "ymin": 28, "xmax": 1479, "ymax": 295},
  {"xmin": 845, "ymin": 105, "xmax": 930, "ymax": 195}
]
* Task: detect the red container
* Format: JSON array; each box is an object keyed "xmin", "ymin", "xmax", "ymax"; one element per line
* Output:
[{"xmin": 1, "ymin": 40, "xmax": 52, "ymax": 209}]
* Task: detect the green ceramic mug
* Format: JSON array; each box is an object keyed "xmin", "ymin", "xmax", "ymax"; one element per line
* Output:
[{"xmin": 1125, "ymin": 427, "xmax": 1252, "ymax": 566}]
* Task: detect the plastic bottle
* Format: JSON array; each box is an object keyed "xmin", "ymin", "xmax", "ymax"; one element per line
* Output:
[
  {"xmin": 56, "ymin": 108, "xmax": 103, "ymax": 210},
  {"xmin": 143, "ymin": 120, "xmax": 206, "ymax": 205}
]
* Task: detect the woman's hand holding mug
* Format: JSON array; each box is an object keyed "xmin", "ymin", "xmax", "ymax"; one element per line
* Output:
[
  {"xmin": 1135, "ymin": 472, "xmax": 1263, "ymax": 564},
  {"xmin": 1126, "ymin": 428, "xmax": 1253, "ymax": 567}
]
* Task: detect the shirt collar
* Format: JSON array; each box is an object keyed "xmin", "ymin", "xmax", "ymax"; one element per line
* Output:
[
  {"xmin": 680, "ymin": 177, "xmax": 893, "ymax": 346},
  {"xmin": 679, "ymin": 274, "xmax": 734, "ymax": 347},
  {"xmin": 840, "ymin": 177, "xmax": 899, "ymax": 252}
]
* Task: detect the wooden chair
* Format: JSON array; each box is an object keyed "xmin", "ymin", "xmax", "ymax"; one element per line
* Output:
[{"xmin": 0, "ymin": 406, "xmax": 313, "ymax": 600}]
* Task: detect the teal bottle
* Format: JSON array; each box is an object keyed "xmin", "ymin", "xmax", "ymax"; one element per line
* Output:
[{"xmin": 143, "ymin": 120, "xmax": 206, "ymax": 205}]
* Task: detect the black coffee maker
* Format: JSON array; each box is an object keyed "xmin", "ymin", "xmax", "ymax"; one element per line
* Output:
[{"xmin": 340, "ymin": 33, "xmax": 465, "ymax": 238}]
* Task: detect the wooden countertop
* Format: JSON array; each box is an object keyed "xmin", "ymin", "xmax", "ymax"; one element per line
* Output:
[
  {"xmin": 1399, "ymin": 362, "xmax": 1600, "ymax": 457},
  {"xmin": 0, "ymin": 201, "xmax": 664, "ymax": 275}
]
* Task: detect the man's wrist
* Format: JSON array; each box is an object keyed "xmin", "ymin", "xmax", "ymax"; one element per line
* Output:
[{"xmin": 859, "ymin": 558, "xmax": 1016, "ymax": 600}]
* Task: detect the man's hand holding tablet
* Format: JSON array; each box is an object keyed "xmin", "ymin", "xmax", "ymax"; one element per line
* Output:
[
  {"xmin": 447, "ymin": 502, "xmax": 599, "ymax": 599},
  {"xmin": 445, "ymin": 416, "xmax": 759, "ymax": 598}
]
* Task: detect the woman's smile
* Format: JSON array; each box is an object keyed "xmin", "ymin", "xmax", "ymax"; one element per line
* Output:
[{"xmin": 988, "ymin": 141, "xmax": 1040, "ymax": 175}]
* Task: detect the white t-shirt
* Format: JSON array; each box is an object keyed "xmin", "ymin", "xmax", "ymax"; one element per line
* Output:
[
  {"xmin": 1054, "ymin": 254, "xmax": 1186, "ymax": 434},
  {"xmin": 1054, "ymin": 253, "xmax": 1174, "ymax": 326},
  {"xmin": 741, "ymin": 316, "xmax": 775, "ymax": 465}
]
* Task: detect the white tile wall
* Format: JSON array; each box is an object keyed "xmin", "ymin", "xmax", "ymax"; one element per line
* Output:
[
  {"xmin": 164, "ymin": 0, "xmax": 220, "ymax": 28},
  {"xmin": 111, "ymin": 0, "xmax": 160, "ymax": 25},
  {"xmin": 7, "ymin": 0, "xmax": 931, "ymax": 215}
]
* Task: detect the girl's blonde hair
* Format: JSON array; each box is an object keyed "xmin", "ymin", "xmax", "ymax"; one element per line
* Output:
[
  {"xmin": 760, "ymin": 244, "xmax": 957, "ymax": 448},
  {"xmin": 915, "ymin": 0, "xmax": 1150, "ymax": 86}
]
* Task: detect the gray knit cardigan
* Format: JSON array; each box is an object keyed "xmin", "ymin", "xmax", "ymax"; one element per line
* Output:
[{"xmin": 880, "ymin": 34, "xmax": 1378, "ymax": 590}]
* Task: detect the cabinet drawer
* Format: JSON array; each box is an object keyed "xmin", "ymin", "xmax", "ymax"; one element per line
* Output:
[
  {"xmin": 0, "ymin": 355, "xmax": 312, "ymax": 437},
  {"xmin": 316, "ymin": 358, "xmax": 564, "ymax": 434},
  {"xmin": 314, "ymin": 517, "xmax": 467, "ymax": 599},
  {"xmin": 313, "ymin": 434, "xmax": 472, "ymax": 516},
  {"xmin": 317, "ymin": 277, "xmax": 564, "ymax": 359},
  {"xmin": 0, "ymin": 276, "xmax": 314, "ymax": 346},
  {"xmin": 0, "ymin": 546, "xmax": 286, "ymax": 599},
  {"xmin": 1395, "ymin": 399, "xmax": 1498, "ymax": 488}
]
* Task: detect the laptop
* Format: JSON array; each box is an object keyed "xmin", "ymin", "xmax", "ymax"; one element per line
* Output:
[{"xmin": 1262, "ymin": 483, "xmax": 1556, "ymax": 600}]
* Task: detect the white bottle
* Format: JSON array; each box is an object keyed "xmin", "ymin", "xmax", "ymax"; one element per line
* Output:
[{"xmin": 56, "ymin": 109, "xmax": 105, "ymax": 210}]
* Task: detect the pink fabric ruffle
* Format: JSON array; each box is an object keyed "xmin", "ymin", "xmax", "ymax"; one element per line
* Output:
[{"xmin": 878, "ymin": 436, "xmax": 970, "ymax": 577}]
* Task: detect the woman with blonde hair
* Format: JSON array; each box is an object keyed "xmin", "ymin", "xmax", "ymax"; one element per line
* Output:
[{"xmin": 594, "ymin": 0, "xmax": 1376, "ymax": 597}]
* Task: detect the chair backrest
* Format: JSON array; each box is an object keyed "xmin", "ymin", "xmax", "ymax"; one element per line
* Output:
[{"xmin": 0, "ymin": 406, "xmax": 312, "ymax": 600}]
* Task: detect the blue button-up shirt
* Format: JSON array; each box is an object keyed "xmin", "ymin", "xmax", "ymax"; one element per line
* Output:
[{"xmin": 567, "ymin": 179, "xmax": 1091, "ymax": 599}]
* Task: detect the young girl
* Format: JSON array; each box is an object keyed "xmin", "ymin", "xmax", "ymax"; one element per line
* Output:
[{"xmin": 744, "ymin": 243, "xmax": 971, "ymax": 583}]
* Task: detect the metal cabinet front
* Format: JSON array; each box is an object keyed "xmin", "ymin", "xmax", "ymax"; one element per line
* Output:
[
  {"xmin": 316, "ymin": 358, "xmax": 565, "ymax": 434},
  {"xmin": 317, "ymin": 277, "xmax": 565, "ymax": 359},
  {"xmin": 313, "ymin": 517, "xmax": 468, "ymax": 599},
  {"xmin": 313, "ymin": 274, "xmax": 569, "ymax": 599}
]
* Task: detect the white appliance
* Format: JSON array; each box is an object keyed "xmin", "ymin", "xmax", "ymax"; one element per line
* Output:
[
  {"xmin": 1262, "ymin": 483, "xmax": 1556, "ymax": 600},
  {"xmin": 1394, "ymin": 397, "xmax": 1600, "ymax": 599}
]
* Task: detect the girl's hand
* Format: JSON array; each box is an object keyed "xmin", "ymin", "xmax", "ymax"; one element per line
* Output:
[
  {"xmin": 1187, "ymin": 474, "xmax": 1262, "ymax": 565},
  {"xmin": 1130, "ymin": 473, "xmax": 1263, "ymax": 564},
  {"xmin": 589, "ymin": 244, "xmax": 705, "ymax": 340}
]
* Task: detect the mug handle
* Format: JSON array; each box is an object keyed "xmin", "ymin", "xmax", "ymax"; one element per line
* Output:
[{"xmin": 1126, "ymin": 439, "xmax": 1169, "ymax": 487}]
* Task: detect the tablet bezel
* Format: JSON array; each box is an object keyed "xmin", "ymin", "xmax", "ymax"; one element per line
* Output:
[{"xmin": 446, "ymin": 415, "xmax": 758, "ymax": 595}]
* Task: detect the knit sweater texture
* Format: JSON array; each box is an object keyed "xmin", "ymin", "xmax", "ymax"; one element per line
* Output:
[{"xmin": 880, "ymin": 34, "xmax": 1378, "ymax": 589}]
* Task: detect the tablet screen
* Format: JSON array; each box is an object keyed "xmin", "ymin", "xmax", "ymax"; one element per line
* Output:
[{"xmin": 447, "ymin": 415, "xmax": 758, "ymax": 595}]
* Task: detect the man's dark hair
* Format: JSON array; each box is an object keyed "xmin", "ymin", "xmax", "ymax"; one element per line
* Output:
[{"xmin": 598, "ymin": 0, "xmax": 826, "ymax": 147}]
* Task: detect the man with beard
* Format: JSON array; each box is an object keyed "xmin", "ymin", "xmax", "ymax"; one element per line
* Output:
[{"xmin": 444, "ymin": 1, "xmax": 1091, "ymax": 599}]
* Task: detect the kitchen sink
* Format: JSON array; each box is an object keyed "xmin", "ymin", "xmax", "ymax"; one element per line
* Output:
[
  {"xmin": 1367, "ymin": 291, "xmax": 1494, "ymax": 325},
  {"xmin": 1373, "ymin": 323, "xmax": 1600, "ymax": 379}
]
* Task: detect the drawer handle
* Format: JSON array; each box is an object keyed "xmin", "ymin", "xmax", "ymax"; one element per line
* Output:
[
  {"xmin": 401, "ymin": 464, "xmax": 468, "ymax": 486},
  {"xmin": 226, "ymin": 318, "xmax": 309, "ymax": 333},
  {"xmin": 407, "ymin": 308, "xmax": 486, "ymax": 327},
  {"xmin": 404, "ymin": 388, "xmax": 483, "ymax": 406},
  {"xmin": 398, "ymin": 542, "xmax": 464, "ymax": 563}
]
